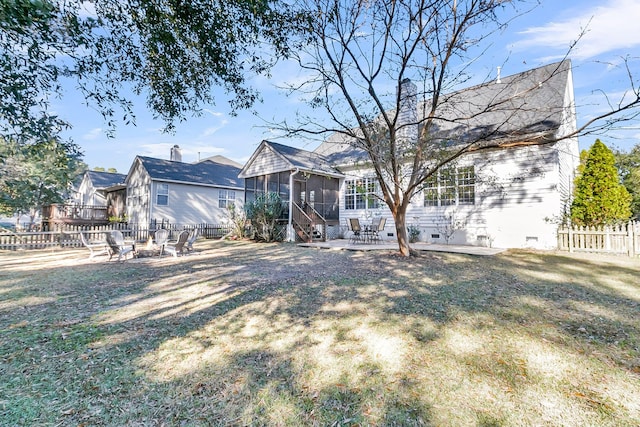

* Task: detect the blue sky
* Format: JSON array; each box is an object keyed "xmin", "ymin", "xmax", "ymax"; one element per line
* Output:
[{"xmin": 54, "ymin": 0, "xmax": 640, "ymax": 173}]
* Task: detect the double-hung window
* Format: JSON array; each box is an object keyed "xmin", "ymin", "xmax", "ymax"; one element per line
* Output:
[
  {"xmin": 423, "ymin": 166, "xmax": 475, "ymax": 207},
  {"xmin": 345, "ymin": 178, "xmax": 380, "ymax": 210},
  {"xmin": 219, "ymin": 190, "xmax": 236, "ymax": 208},
  {"xmin": 156, "ymin": 183, "xmax": 169, "ymax": 206}
]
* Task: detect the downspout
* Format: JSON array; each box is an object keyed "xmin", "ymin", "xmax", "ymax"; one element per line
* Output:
[{"xmin": 288, "ymin": 168, "xmax": 300, "ymax": 242}]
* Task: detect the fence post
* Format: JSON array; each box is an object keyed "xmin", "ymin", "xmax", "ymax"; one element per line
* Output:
[
  {"xmin": 629, "ymin": 221, "xmax": 635, "ymax": 258},
  {"xmin": 568, "ymin": 225, "xmax": 574, "ymax": 253}
]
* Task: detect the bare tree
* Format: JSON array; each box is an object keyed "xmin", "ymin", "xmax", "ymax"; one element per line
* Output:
[{"xmin": 275, "ymin": 0, "xmax": 640, "ymax": 256}]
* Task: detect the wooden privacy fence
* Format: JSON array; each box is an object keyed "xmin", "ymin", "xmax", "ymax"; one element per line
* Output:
[
  {"xmin": 557, "ymin": 221, "xmax": 639, "ymax": 257},
  {"xmin": 0, "ymin": 222, "xmax": 232, "ymax": 251}
]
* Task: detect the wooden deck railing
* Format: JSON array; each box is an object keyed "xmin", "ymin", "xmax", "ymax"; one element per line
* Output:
[{"xmin": 42, "ymin": 204, "xmax": 109, "ymax": 222}]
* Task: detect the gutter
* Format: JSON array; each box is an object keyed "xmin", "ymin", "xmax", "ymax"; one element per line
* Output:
[{"xmin": 288, "ymin": 168, "xmax": 300, "ymax": 237}]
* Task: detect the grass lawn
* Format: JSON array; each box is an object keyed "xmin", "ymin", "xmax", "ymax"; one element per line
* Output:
[{"xmin": 0, "ymin": 240, "xmax": 639, "ymax": 426}]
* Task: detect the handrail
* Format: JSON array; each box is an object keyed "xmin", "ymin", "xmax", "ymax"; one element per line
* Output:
[
  {"xmin": 292, "ymin": 202, "xmax": 327, "ymax": 242},
  {"xmin": 303, "ymin": 203, "xmax": 327, "ymax": 225},
  {"xmin": 292, "ymin": 202, "xmax": 314, "ymax": 242}
]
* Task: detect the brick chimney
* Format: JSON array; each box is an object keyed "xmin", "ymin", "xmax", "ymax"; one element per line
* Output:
[{"xmin": 170, "ymin": 144, "xmax": 182, "ymax": 162}]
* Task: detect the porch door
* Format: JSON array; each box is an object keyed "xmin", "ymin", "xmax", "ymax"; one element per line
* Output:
[{"xmin": 294, "ymin": 179, "xmax": 307, "ymax": 206}]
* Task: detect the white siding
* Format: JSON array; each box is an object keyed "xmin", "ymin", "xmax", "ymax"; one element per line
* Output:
[
  {"xmin": 242, "ymin": 145, "xmax": 290, "ymax": 177},
  {"xmin": 338, "ymin": 143, "xmax": 567, "ymax": 249},
  {"xmin": 125, "ymin": 161, "xmax": 151, "ymax": 226},
  {"xmin": 76, "ymin": 175, "xmax": 105, "ymax": 206},
  {"xmin": 150, "ymin": 181, "xmax": 244, "ymax": 225}
]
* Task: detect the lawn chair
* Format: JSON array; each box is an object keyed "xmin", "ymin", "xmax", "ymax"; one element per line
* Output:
[
  {"xmin": 154, "ymin": 229, "xmax": 169, "ymax": 257},
  {"xmin": 164, "ymin": 230, "xmax": 190, "ymax": 257},
  {"xmin": 106, "ymin": 230, "xmax": 135, "ymax": 262},
  {"xmin": 79, "ymin": 232, "xmax": 109, "ymax": 259},
  {"xmin": 370, "ymin": 217, "xmax": 386, "ymax": 244},
  {"xmin": 185, "ymin": 228, "xmax": 199, "ymax": 253},
  {"xmin": 348, "ymin": 218, "xmax": 363, "ymax": 244}
]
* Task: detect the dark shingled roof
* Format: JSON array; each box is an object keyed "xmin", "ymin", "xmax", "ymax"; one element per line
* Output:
[
  {"xmin": 314, "ymin": 60, "xmax": 571, "ymax": 165},
  {"xmin": 263, "ymin": 141, "xmax": 342, "ymax": 176},
  {"xmin": 87, "ymin": 170, "xmax": 127, "ymax": 189},
  {"xmin": 137, "ymin": 156, "xmax": 244, "ymax": 188}
]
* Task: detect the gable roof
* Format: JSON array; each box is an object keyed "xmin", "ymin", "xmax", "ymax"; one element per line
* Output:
[
  {"xmin": 86, "ymin": 170, "xmax": 127, "ymax": 189},
  {"xmin": 239, "ymin": 140, "xmax": 342, "ymax": 178},
  {"xmin": 196, "ymin": 155, "xmax": 244, "ymax": 169},
  {"xmin": 429, "ymin": 59, "xmax": 571, "ymax": 144},
  {"xmin": 135, "ymin": 156, "xmax": 244, "ymax": 189},
  {"xmin": 315, "ymin": 60, "xmax": 572, "ymax": 165}
]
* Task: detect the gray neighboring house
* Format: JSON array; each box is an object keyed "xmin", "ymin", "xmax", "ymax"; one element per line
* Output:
[
  {"xmin": 125, "ymin": 155, "xmax": 244, "ymax": 227},
  {"xmin": 241, "ymin": 60, "xmax": 579, "ymax": 249}
]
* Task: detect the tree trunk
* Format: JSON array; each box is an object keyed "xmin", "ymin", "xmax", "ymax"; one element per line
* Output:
[{"xmin": 393, "ymin": 207, "xmax": 411, "ymax": 257}]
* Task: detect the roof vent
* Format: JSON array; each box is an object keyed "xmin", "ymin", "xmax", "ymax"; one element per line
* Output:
[{"xmin": 496, "ymin": 66, "xmax": 502, "ymax": 84}]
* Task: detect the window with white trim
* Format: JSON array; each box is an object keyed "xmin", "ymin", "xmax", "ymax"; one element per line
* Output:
[
  {"xmin": 345, "ymin": 178, "xmax": 380, "ymax": 210},
  {"xmin": 423, "ymin": 166, "xmax": 475, "ymax": 207},
  {"xmin": 219, "ymin": 190, "xmax": 236, "ymax": 208},
  {"xmin": 156, "ymin": 183, "xmax": 169, "ymax": 206}
]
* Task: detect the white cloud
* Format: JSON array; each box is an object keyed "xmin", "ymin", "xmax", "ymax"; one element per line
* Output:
[
  {"xmin": 512, "ymin": 0, "xmax": 640, "ymax": 60},
  {"xmin": 82, "ymin": 128, "xmax": 103, "ymax": 140},
  {"xmin": 199, "ymin": 121, "xmax": 229, "ymax": 138},
  {"xmin": 203, "ymin": 109, "xmax": 224, "ymax": 118}
]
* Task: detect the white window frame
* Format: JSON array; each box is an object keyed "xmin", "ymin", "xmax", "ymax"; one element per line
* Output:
[
  {"xmin": 345, "ymin": 177, "xmax": 380, "ymax": 210},
  {"xmin": 156, "ymin": 183, "xmax": 169, "ymax": 206},
  {"xmin": 219, "ymin": 189, "xmax": 236, "ymax": 209},
  {"xmin": 423, "ymin": 166, "xmax": 475, "ymax": 207}
]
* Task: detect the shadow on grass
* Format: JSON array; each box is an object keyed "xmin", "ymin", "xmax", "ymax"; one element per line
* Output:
[{"xmin": 1, "ymin": 242, "xmax": 638, "ymax": 425}]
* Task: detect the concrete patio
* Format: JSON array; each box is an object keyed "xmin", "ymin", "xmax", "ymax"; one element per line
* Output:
[{"xmin": 299, "ymin": 239, "xmax": 506, "ymax": 256}]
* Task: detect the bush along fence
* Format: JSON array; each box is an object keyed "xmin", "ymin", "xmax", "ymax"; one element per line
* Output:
[
  {"xmin": 557, "ymin": 221, "xmax": 639, "ymax": 257},
  {"xmin": 0, "ymin": 222, "xmax": 232, "ymax": 251}
]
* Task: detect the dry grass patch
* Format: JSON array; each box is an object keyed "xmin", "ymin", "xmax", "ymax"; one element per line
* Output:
[{"xmin": 0, "ymin": 241, "xmax": 638, "ymax": 426}]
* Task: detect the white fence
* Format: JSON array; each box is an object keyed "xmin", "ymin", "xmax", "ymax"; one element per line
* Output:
[{"xmin": 557, "ymin": 221, "xmax": 639, "ymax": 257}]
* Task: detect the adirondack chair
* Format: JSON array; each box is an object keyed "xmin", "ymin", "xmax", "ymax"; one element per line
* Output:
[
  {"xmin": 185, "ymin": 228, "xmax": 199, "ymax": 253},
  {"xmin": 164, "ymin": 230, "xmax": 190, "ymax": 257},
  {"xmin": 154, "ymin": 229, "xmax": 169, "ymax": 257},
  {"xmin": 106, "ymin": 230, "xmax": 135, "ymax": 262},
  {"xmin": 80, "ymin": 232, "xmax": 109, "ymax": 259}
]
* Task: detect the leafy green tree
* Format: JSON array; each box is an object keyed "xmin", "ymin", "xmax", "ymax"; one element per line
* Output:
[
  {"xmin": 615, "ymin": 144, "xmax": 640, "ymax": 219},
  {"xmin": 570, "ymin": 140, "xmax": 632, "ymax": 226},
  {"xmin": 1, "ymin": 0, "xmax": 296, "ymax": 142},
  {"xmin": 0, "ymin": 139, "xmax": 84, "ymax": 227},
  {"xmin": 245, "ymin": 192, "xmax": 286, "ymax": 242}
]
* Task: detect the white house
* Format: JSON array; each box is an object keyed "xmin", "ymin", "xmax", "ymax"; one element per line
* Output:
[
  {"xmin": 125, "ymin": 154, "xmax": 245, "ymax": 227},
  {"xmin": 240, "ymin": 60, "xmax": 579, "ymax": 249},
  {"xmin": 76, "ymin": 170, "xmax": 127, "ymax": 207}
]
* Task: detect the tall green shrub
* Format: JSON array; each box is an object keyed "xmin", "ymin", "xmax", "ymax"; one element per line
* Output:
[
  {"xmin": 570, "ymin": 140, "xmax": 632, "ymax": 226},
  {"xmin": 245, "ymin": 192, "xmax": 286, "ymax": 242},
  {"xmin": 615, "ymin": 144, "xmax": 640, "ymax": 220}
]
